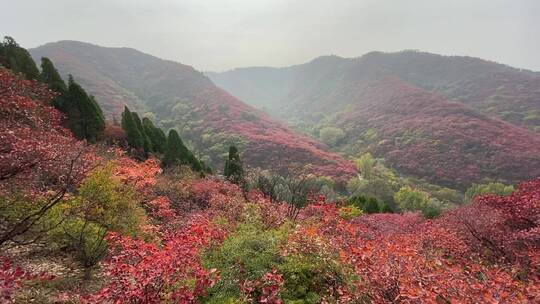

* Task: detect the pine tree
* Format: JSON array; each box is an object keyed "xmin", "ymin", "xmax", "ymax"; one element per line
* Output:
[
  {"xmin": 121, "ymin": 106, "xmax": 145, "ymax": 150},
  {"xmin": 131, "ymin": 112, "xmax": 153, "ymax": 153},
  {"xmin": 65, "ymin": 75, "xmax": 105, "ymax": 142},
  {"xmin": 163, "ymin": 129, "xmax": 203, "ymax": 172},
  {"xmin": 40, "ymin": 57, "xmax": 66, "ymax": 92},
  {"xmin": 163, "ymin": 129, "xmax": 184, "ymax": 167},
  {"xmin": 142, "ymin": 117, "xmax": 167, "ymax": 154},
  {"xmin": 224, "ymin": 145, "xmax": 244, "ymax": 185},
  {"xmin": 40, "ymin": 57, "xmax": 67, "ymax": 109},
  {"xmin": 0, "ymin": 36, "xmax": 40, "ymax": 80}
]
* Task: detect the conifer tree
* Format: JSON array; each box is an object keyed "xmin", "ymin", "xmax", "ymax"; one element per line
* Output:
[
  {"xmin": 40, "ymin": 57, "xmax": 67, "ymax": 109},
  {"xmin": 163, "ymin": 129, "xmax": 186, "ymax": 167},
  {"xmin": 121, "ymin": 106, "xmax": 145, "ymax": 150},
  {"xmin": 65, "ymin": 75, "xmax": 105, "ymax": 142},
  {"xmin": 131, "ymin": 112, "xmax": 153, "ymax": 153},
  {"xmin": 0, "ymin": 36, "xmax": 40, "ymax": 80},
  {"xmin": 163, "ymin": 129, "xmax": 203, "ymax": 172},
  {"xmin": 142, "ymin": 117, "xmax": 167, "ymax": 154},
  {"xmin": 224, "ymin": 145, "xmax": 244, "ymax": 185}
]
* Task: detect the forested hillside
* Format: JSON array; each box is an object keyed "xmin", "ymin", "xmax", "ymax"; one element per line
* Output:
[
  {"xmin": 29, "ymin": 41, "xmax": 356, "ymax": 179},
  {"xmin": 1, "ymin": 35, "xmax": 539, "ymax": 304},
  {"xmin": 209, "ymin": 52, "xmax": 540, "ymax": 189}
]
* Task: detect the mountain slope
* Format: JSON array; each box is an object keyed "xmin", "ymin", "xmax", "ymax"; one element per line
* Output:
[
  {"xmin": 208, "ymin": 52, "xmax": 540, "ymax": 189},
  {"xmin": 30, "ymin": 41, "xmax": 356, "ymax": 179},
  {"xmin": 209, "ymin": 52, "xmax": 540, "ymax": 131}
]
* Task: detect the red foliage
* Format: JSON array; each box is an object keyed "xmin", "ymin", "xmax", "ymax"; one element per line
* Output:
[
  {"xmin": 339, "ymin": 77, "xmax": 540, "ymax": 189},
  {"xmin": 241, "ymin": 269, "xmax": 284, "ymax": 304},
  {"xmin": 0, "ymin": 68, "xmax": 93, "ymax": 197},
  {"xmin": 0, "ymin": 257, "xmax": 54, "ymax": 302},
  {"xmin": 92, "ymin": 216, "xmax": 225, "ymax": 303},
  {"xmin": 112, "ymin": 154, "xmax": 162, "ymax": 195}
]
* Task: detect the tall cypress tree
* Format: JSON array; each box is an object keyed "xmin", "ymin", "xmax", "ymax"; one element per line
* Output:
[
  {"xmin": 131, "ymin": 112, "xmax": 153, "ymax": 153},
  {"xmin": 224, "ymin": 145, "xmax": 244, "ymax": 185},
  {"xmin": 65, "ymin": 75, "xmax": 105, "ymax": 142},
  {"xmin": 121, "ymin": 106, "xmax": 145, "ymax": 150},
  {"xmin": 163, "ymin": 129, "xmax": 203, "ymax": 172},
  {"xmin": 142, "ymin": 117, "xmax": 167, "ymax": 154},
  {"xmin": 163, "ymin": 129, "xmax": 184, "ymax": 167},
  {"xmin": 40, "ymin": 57, "xmax": 67, "ymax": 110},
  {"xmin": 0, "ymin": 36, "xmax": 40, "ymax": 80}
]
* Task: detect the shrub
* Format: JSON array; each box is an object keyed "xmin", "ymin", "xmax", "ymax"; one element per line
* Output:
[
  {"xmin": 464, "ymin": 182, "xmax": 514, "ymax": 203},
  {"xmin": 339, "ymin": 205, "xmax": 364, "ymax": 220},
  {"xmin": 394, "ymin": 187, "xmax": 443, "ymax": 218},
  {"xmin": 348, "ymin": 194, "xmax": 392, "ymax": 214},
  {"xmin": 49, "ymin": 164, "xmax": 146, "ymax": 269},
  {"xmin": 202, "ymin": 204, "xmax": 289, "ymax": 302},
  {"xmin": 318, "ymin": 127, "xmax": 345, "ymax": 146}
]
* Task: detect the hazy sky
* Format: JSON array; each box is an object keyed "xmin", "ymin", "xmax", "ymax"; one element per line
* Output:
[{"xmin": 1, "ymin": 0, "xmax": 539, "ymax": 71}]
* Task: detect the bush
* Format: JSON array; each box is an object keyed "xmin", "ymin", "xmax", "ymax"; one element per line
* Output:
[
  {"xmin": 465, "ymin": 182, "xmax": 514, "ymax": 203},
  {"xmin": 394, "ymin": 187, "xmax": 443, "ymax": 218},
  {"xmin": 339, "ymin": 205, "xmax": 364, "ymax": 220},
  {"xmin": 202, "ymin": 204, "xmax": 289, "ymax": 302},
  {"xmin": 49, "ymin": 164, "xmax": 146, "ymax": 269},
  {"xmin": 348, "ymin": 194, "xmax": 390, "ymax": 214}
]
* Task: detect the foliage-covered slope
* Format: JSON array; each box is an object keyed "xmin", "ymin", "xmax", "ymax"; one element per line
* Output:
[
  {"xmin": 209, "ymin": 52, "xmax": 540, "ymax": 189},
  {"xmin": 29, "ymin": 41, "xmax": 355, "ymax": 178},
  {"xmin": 209, "ymin": 51, "xmax": 540, "ymax": 131},
  {"xmin": 337, "ymin": 77, "xmax": 540, "ymax": 189}
]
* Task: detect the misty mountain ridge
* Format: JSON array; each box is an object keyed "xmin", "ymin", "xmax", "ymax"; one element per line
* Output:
[{"xmin": 29, "ymin": 40, "xmax": 356, "ymax": 179}]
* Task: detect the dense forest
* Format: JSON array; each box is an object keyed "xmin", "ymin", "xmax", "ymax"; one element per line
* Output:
[{"xmin": 1, "ymin": 36, "xmax": 539, "ymax": 303}]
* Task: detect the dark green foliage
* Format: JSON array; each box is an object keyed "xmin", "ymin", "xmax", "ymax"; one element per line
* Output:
[
  {"xmin": 348, "ymin": 194, "xmax": 392, "ymax": 214},
  {"xmin": 0, "ymin": 36, "xmax": 40, "ymax": 80},
  {"xmin": 121, "ymin": 106, "xmax": 146, "ymax": 151},
  {"xmin": 224, "ymin": 146, "xmax": 244, "ymax": 186},
  {"xmin": 64, "ymin": 76, "xmax": 105, "ymax": 142},
  {"xmin": 40, "ymin": 57, "xmax": 67, "ymax": 93},
  {"xmin": 131, "ymin": 112, "xmax": 153, "ymax": 153},
  {"xmin": 142, "ymin": 117, "xmax": 167, "ymax": 154},
  {"xmin": 163, "ymin": 129, "xmax": 203, "ymax": 172},
  {"xmin": 40, "ymin": 57, "xmax": 67, "ymax": 110}
]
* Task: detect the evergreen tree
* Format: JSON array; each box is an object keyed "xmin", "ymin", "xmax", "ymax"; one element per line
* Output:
[
  {"xmin": 65, "ymin": 75, "xmax": 105, "ymax": 142},
  {"xmin": 131, "ymin": 112, "xmax": 153, "ymax": 153},
  {"xmin": 0, "ymin": 36, "xmax": 40, "ymax": 80},
  {"xmin": 224, "ymin": 145, "xmax": 244, "ymax": 185},
  {"xmin": 163, "ymin": 129, "xmax": 203, "ymax": 172},
  {"xmin": 121, "ymin": 106, "xmax": 145, "ymax": 150},
  {"xmin": 40, "ymin": 57, "xmax": 67, "ymax": 109},
  {"xmin": 163, "ymin": 129, "xmax": 185, "ymax": 167},
  {"xmin": 142, "ymin": 117, "xmax": 167, "ymax": 154}
]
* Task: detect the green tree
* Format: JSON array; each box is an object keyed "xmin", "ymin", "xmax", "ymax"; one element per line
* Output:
[
  {"xmin": 122, "ymin": 106, "xmax": 145, "ymax": 151},
  {"xmin": 356, "ymin": 153, "xmax": 376, "ymax": 179},
  {"xmin": 40, "ymin": 57, "xmax": 67, "ymax": 109},
  {"xmin": 318, "ymin": 126, "xmax": 345, "ymax": 146},
  {"xmin": 64, "ymin": 75, "xmax": 105, "ymax": 142},
  {"xmin": 142, "ymin": 117, "xmax": 167, "ymax": 154},
  {"xmin": 224, "ymin": 145, "xmax": 244, "ymax": 186},
  {"xmin": 394, "ymin": 186, "xmax": 443, "ymax": 218},
  {"xmin": 131, "ymin": 112, "xmax": 153, "ymax": 153},
  {"xmin": 40, "ymin": 57, "xmax": 66, "ymax": 92},
  {"xmin": 348, "ymin": 194, "xmax": 384, "ymax": 214},
  {"xmin": 464, "ymin": 182, "xmax": 514, "ymax": 203},
  {"xmin": 0, "ymin": 36, "xmax": 40, "ymax": 80},
  {"xmin": 49, "ymin": 164, "xmax": 145, "ymax": 273},
  {"xmin": 163, "ymin": 129, "xmax": 203, "ymax": 172}
]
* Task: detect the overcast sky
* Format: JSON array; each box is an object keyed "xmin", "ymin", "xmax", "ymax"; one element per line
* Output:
[{"xmin": 1, "ymin": 0, "xmax": 539, "ymax": 71}]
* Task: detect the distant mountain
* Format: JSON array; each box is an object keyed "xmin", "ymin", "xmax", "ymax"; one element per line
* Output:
[
  {"xmin": 209, "ymin": 52, "xmax": 540, "ymax": 130},
  {"xmin": 30, "ymin": 41, "xmax": 356, "ymax": 179},
  {"xmin": 208, "ymin": 52, "xmax": 540, "ymax": 189}
]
